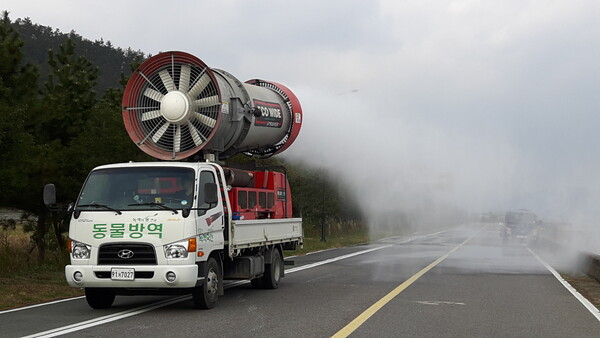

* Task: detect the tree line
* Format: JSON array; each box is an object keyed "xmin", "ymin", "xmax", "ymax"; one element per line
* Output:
[
  {"xmin": 0, "ymin": 11, "xmax": 363, "ymax": 262},
  {"xmin": 0, "ymin": 11, "xmax": 152, "ymax": 262}
]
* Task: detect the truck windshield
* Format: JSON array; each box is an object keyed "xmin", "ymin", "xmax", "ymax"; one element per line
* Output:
[
  {"xmin": 76, "ymin": 167, "xmax": 195, "ymax": 212},
  {"xmin": 505, "ymin": 211, "xmax": 536, "ymax": 226}
]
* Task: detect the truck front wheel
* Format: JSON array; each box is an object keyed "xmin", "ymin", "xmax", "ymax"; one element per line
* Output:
[
  {"xmin": 85, "ymin": 288, "xmax": 115, "ymax": 309},
  {"xmin": 193, "ymin": 257, "xmax": 220, "ymax": 309}
]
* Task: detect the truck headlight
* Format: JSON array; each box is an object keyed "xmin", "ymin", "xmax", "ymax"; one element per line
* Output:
[
  {"xmin": 70, "ymin": 240, "xmax": 91, "ymax": 259},
  {"xmin": 164, "ymin": 238, "xmax": 196, "ymax": 259},
  {"xmin": 165, "ymin": 243, "xmax": 188, "ymax": 259}
]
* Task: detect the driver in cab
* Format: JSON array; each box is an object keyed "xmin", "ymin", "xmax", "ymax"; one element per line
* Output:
[{"xmin": 173, "ymin": 177, "xmax": 195, "ymax": 207}]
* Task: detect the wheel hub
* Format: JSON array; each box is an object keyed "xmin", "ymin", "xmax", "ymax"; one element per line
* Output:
[{"xmin": 207, "ymin": 269, "xmax": 218, "ymax": 295}]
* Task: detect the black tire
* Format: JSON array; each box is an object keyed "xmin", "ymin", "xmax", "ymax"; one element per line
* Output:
[
  {"xmin": 263, "ymin": 249, "xmax": 282, "ymax": 289},
  {"xmin": 85, "ymin": 288, "xmax": 115, "ymax": 309},
  {"xmin": 193, "ymin": 257, "xmax": 220, "ymax": 309}
]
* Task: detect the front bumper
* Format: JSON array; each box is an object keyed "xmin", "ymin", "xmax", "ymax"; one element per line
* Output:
[{"xmin": 65, "ymin": 264, "xmax": 199, "ymax": 288}]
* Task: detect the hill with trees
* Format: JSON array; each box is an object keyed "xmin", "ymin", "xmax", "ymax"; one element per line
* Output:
[{"xmin": 11, "ymin": 16, "xmax": 146, "ymax": 94}]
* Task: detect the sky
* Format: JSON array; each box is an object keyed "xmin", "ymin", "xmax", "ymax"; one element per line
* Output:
[{"xmin": 3, "ymin": 1, "xmax": 600, "ymax": 238}]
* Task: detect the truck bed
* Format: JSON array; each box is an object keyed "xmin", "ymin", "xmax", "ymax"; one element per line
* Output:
[{"xmin": 229, "ymin": 218, "xmax": 303, "ymax": 253}]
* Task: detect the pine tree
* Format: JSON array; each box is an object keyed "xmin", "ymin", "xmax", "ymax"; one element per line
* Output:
[
  {"xmin": 0, "ymin": 10, "xmax": 39, "ymax": 204},
  {"xmin": 0, "ymin": 11, "xmax": 38, "ymax": 104},
  {"xmin": 40, "ymin": 37, "xmax": 98, "ymax": 145},
  {"xmin": 0, "ymin": 11, "xmax": 47, "ymax": 261}
]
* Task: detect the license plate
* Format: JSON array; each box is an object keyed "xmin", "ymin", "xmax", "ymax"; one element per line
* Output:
[{"xmin": 111, "ymin": 268, "xmax": 135, "ymax": 281}]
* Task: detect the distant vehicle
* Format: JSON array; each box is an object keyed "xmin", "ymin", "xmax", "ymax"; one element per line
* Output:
[{"xmin": 502, "ymin": 209, "xmax": 539, "ymax": 245}]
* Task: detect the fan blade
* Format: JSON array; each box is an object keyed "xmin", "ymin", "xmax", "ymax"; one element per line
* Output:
[
  {"xmin": 193, "ymin": 112, "xmax": 217, "ymax": 128},
  {"xmin": 152, "ymin": 122, "xmax": 171, "ymax": 143},
  {"xmin": 141, "ymin": 110, "xmax": 162, "ymax": 121},
  {"xmin": 126, "ymin": 106, "xmax": 159, "ymax": 111},
  {"xmin": 188, "ymin": 73, "xmax": 211, "ymax": 98},
  {"xmin": 174, "ymin": 125, "xmax": 181, "ymax": 152},
  {"xmin": 144, "ymin": 88, "xmax": 164, "ymax": 102},
  {"xmin": 187, "ymin": 122, "xmax": 205, "ymax": 146},
  {"xmin": 193, "ymin": 95, "xmax": 220, "ymax": 109},
  {"xmin": 159, "ymin": 70, "xmax": 176, "ymax": 92},
  {"xmin": 179, "ymin": 64, "xmax": 191, "ymax": 92}
]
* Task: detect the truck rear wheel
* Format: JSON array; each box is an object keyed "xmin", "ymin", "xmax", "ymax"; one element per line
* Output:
[
  {"xmin": 193, "ymin": 257, "xmax": 220, "ymax": 309},
  {"xmin": 85, "ymin": 288, "xmax": 115, "ymax": 309},
  {"xmin": 263, "ymin": 249, "xmax": 282, "ymax": 289}
]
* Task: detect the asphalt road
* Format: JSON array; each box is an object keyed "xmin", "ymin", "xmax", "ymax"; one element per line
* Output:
[{"xmin": 1, "ymin": 224, "xmax": 599, "ymax": 337}]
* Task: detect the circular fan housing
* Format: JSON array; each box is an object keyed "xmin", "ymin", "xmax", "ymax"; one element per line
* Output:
[
  {"xmin": 122, "ymin": 51, "xmax": 222, "ymax": 160},
  {"xmin": 123, "ymin": 51, "xmax": 303, "ymax": 161}
]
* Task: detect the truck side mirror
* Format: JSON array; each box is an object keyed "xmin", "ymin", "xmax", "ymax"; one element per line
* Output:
[
  {"xmin": 204, "ymin": 183, "xmax": 218, "ymax": 205},
  {"xmin": 43, "ymin": 184, "xmax": 57, "ymax": 206}
]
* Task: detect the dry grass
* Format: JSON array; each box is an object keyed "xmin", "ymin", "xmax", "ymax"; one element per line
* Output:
[
  {"xmin": 0, "ymin": 225, "xmax": 82, "ymax": 311},
  {"xmin": 0, "ymin": 274, "xmax": 83, "ymax": 311},
  {"xmin": 290, "ymin": 220, "xmax": 369, "ymax": 255},
  {"xmin": 291, "ymin": 232, "xmax": 369, "ymax": 256},
  {"xmin": 563, "ymin": 274, "xmax": 600, "ymax": 309}
]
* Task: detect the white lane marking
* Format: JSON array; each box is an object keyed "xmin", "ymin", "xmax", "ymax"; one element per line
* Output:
[
  {"xmin": 414, "ymin": 301, "xmax": 466, "ymax": 306},
  {"xmin": 0, "ymin": 296, "xmax": 86, "ymax": 315},
  {"xmin": 286, "ymin": 227, "xmax": 457, "ymax": 259},
  {"xmin": 21, "ymin": 245, "xmax": 392, "ymax": 337},
  {"xmin": 286, "ymin": 245, "xmax": 392, "ymax": 274},
  {"xmin": 528, "ymin": 248, "xmax": 600, "ymax": 322},
  {"xmin": 22, "ymin": 295, "xmax": 190, "ymax": 338}
]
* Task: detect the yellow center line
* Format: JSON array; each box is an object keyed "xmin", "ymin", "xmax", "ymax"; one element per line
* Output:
[{"xmin": 332, "ymin": 230, "xmax": 479, "ymax": 338}]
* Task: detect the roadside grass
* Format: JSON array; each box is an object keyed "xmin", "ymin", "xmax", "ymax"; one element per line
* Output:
[
  {"xmin": 0, "ymin": 274, "xmax": 84, "ymax": 311},
  {"xmin": 291, "ymin": 231, "xmax": 370, "ymax": 256},
  {"xmin": 562, "ymin": 274, "xmax": 600, "ymax": 309},
  {"xmin": 0, "ymin": 226, "xmax": 84, "ymax": 311}
]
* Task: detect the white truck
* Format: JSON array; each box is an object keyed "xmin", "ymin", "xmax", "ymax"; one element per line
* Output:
[
  {"xmin": 502, "ymin": 209, "xmax": 539, "ymax": 245},
  {"xmin": 43, "ymin": 51, "xmax": 304, "ymax": 309},
  {"xmin": 45, "ymin": 162, "xmax": 302, "ymax": 309}
]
